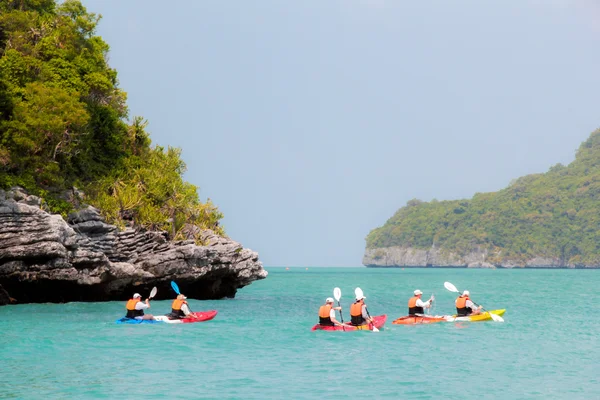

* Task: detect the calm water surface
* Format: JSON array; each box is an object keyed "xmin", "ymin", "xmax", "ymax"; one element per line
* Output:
[{"xmin": 1, "ymin": 268, "xmax": 598, "ymax": 399}]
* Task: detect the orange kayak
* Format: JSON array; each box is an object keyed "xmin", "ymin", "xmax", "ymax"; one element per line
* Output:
[{"xmin": 392, "ymin": 315, "xmax": 446, "ymax": 325}]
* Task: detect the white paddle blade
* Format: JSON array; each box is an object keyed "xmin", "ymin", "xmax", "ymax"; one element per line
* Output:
[
  {"xmin": 372, "ymin": 326, "xmax": 379, "ymax": 332},
  {"xmin": 333, "ymin": 287, "xmax": 342, "ymax": 302},
  {"xmin": 149, "ymin": 287, "xmax": 157, "ymax": 299},
  {"xmin": 490, "ymin": 312, "xmax": 504, "ymax": 322},
  {"xmin": 354, "ymin": 287, "xmax": 364, "ymax": 299},
  {"xmin": 444, "ymin": 281, "xmax": 459, "ymax": 293}
]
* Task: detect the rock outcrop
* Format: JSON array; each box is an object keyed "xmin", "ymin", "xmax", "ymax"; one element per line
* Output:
[
  {"xmin": 363, "ymin": 245, "xmax": 597, "ymax": 268},
  {"xmin": 0, "ymin": 188, "xmax": 267, "ymax": 305}
]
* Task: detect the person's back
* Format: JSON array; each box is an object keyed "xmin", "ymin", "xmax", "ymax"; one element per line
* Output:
[
  {"xmin": 125, "ymin": 297, "xmax": 143, "ymax": 319},
  {"xmin": 350, "ymin": 300, "xmax": 366, "ymax": 326},
  {"xmin": 318, "ymin": 303, "xmax": 334, "ymax": 326},
  {"xmin": 168, "ymin": 294, "xmax": 189, "ymax": 319},
  {"xmin": 455, "ymin": 295, "xmax": 470, "ymax": 316},
  {"xmin": 407, "ymin": 296, "xmax": 423, "ymax": 316},
  {"xmin": 408, "ymin": 289, "xmax": 432, "ymax": 316},
  {"xmin": 456, "ymin": 290, "xmax": 480, "ymax": 316}
]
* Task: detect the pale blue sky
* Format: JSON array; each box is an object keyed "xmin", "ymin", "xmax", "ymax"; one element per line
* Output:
[{"xmin": 82, "ymin": 0, "xmax": 600, "ymax": 266}]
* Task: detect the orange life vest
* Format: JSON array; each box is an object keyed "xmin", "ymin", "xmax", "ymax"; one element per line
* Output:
[
  {"xmin": 455, "ymin": 296, "xmax": 471, "ymax": 316},
  {"xmin": 350, "ymin": 302, "xmax": 365, "ymax": 326},
  {"xmin": 125, "ymin": 299, "xmax": 143, "ymax": 318},
  {"xmin": 318, "ymin": 304, "xmax": 333, "ymax": 325},
  {"xmin": 172, "ymin": 299, "xmax": 187, "ymax": 310},
  {"xmin": 170, "ymin": 299, "xmax": 188, "ymax": 318},
  {"xmin": 408, "ymin": 296, "xmax": 423, "ymax": 315}
]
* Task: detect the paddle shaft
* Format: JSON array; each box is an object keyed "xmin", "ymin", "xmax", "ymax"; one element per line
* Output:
[
  {"xmin": 364, "ymin": 307, "xmax": 378, "ymax": 330},
  {"xmin": 336, "ymin": 300, "xmax": 346, "ymax": 331}
]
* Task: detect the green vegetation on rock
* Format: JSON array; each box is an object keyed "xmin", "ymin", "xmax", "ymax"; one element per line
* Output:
[
  {"xmin": 0, "ymin": 0, "xmax": 224, "ymax": 239},
  {"xmin": 366, "ymin": 129, "xmax": 600, "ymax": 266}
]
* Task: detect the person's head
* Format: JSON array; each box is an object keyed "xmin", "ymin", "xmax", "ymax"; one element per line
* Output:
[
  {"xmin": 177, "ymin": 294, "xmax": 187, "ymax": 301},
  {"xmin": 325, "ymin": 297, "xmax": 334, "ymax": 305},
  {"xmin": 414, "ymin": 289, "xmax": 423, "ymax": 297},
  {"xmin": 462, "ymin": 290, "xmax": 470, "ymax": 297},
  {"xmin": 133, "ymin": 293, "xmax": 141, "ymax": 300},
  {"xmin": 356, "ymin": 295, "xmax": 366, "ymax": 302}
]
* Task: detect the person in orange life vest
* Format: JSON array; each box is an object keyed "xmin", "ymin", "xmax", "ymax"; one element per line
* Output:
[
  {"xmin": 350, "ymin": 294, "xmax": 374, "ymax": 326},
  {"xmin": 168, "ymin": 294, "xmax": 198, "ymax": 319},
  {"xmin": 455, "ymin": 290, "xmax": 482, "ymax": 316},
  {"xmin": 318, "ymin": 297, "xmax": 345, "ymax": 327},
  {"xmin": 407, "ymin": 289, "xmax": 434, "ymax": 316},
  {"xmin": 125, "ymin": 293, "xmax": 154, "ymax": 320}
]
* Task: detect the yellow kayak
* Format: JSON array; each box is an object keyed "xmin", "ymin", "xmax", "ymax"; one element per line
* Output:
[{"xmin": 448, "ymin": 309, "xmax": 505, "ymax": 322}]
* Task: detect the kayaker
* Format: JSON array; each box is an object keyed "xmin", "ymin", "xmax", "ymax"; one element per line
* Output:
[
  {"xmin": 350, "ymin": 294, "xmax": 374, "ymax": 326},
  {"xmin": 455, "ymin": 290, "xmax": 482, "ymax": 316},
  {"xmin": 125, "ymin": 293, "xmax": 154, "ymax": 320},
  {"xmin": 408, "ymin": 289, "xmax": 434, "ymax": 316},
  {"xmin": 318, "ymin": 297, "xmax": 345, "ymax": 327},
  {"xmin": 167, "ymin": 294, "xmax": 198, "ymax": 319}
]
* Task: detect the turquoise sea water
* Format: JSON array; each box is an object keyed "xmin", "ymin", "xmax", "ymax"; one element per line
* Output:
[{"xmin": 1, "ymin": 267, "xmax": 599, "ymax": 399}]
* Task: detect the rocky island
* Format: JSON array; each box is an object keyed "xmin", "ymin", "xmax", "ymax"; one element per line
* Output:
[
  {"xmin": 364, "ymin": 129, "xmax": 600, "ymax": 269},
  {"xmin": 0, "ymin": 0, "xmax": 266, "ymax": 304}
]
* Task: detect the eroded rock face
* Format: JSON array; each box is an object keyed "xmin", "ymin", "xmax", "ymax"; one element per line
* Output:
[
  {"xmin": 363, "ymin": 245, "xmax": 599, "ymax": 268},
  {"xmin": 0, "ymin": 188, "xmax": 267, "ymax": 305}
]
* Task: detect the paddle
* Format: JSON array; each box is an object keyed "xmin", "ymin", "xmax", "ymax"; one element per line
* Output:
[
  {"xmin": 171, "ymin": 281, "xmax": 180, "ymax": 295},
  {"xmin": 333, "ymin": 287, "xmax": 345, "ymax": 331},
  {"xmin": 443, "ymin": 281, "xmax": 504, "ymax": 322},
  {"xmin": 354, "ymin": 287, "xmax": 379, "ymax": 332}
]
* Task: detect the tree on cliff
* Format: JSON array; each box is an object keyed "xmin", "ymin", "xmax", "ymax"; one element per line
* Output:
[
  {"xmin": 0, "ymin": 0, "xmax": 224, "ymax": 239},
  {"xmin": 365, "ymin": 128, "xmax": 600, "ymax": 266}
]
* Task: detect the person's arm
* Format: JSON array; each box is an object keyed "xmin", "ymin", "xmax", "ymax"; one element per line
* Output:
[
  {"xmin": 330, "ymin": 309, "xmax": 344, "ymax": 326},
  {"xmin": 181, "ymin": 303, "xmax": 192, "ymax": 316},
  {"xmin": 415, "ymin": 299, "xmax": 431, "ymax": 309},
  {"xmin": 362, "ymin": 305, "xmax": 373, "ymax": 323},
  {"xmin": 135, "ymin": 302, "xmax": 150, "ymax": 310},
  {"xmin": 466, "ymin": 300, "xmax": 481, "ymax": 311}
]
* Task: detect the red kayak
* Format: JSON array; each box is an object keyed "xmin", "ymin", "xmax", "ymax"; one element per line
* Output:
[
  {"xmin": 154, "ymin": 310, "xmax": 218, "ymax": 324},
  {"xmin": 311, "ymin": 315, "xmax": 387, "ymax": 331},
  {"xmin": 392, "ymin": 315, "xmax": 446, "ymax": 325}
]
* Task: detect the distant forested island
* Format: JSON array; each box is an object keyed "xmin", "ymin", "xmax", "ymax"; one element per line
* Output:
[
  {"xmin": 364, "ymin": 129, "xmax": 600, "ymax": 269},
  {"xmin": 0, "ymin": 0, "xmax": 223, "ymax": 240}
]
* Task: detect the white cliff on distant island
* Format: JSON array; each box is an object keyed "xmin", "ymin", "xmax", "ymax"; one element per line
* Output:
[{"xmin": 363, "ymin": 245, "xmax": 596, "ymax": 269}]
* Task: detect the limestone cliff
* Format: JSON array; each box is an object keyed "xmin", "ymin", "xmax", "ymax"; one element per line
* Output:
[
  {"xmin": 363, "ymin": 246, "xmax": 597, "ymax": 268},
  {"xmin": 0, "ymin": 188, "xmax": 267, "ymax": 305}
]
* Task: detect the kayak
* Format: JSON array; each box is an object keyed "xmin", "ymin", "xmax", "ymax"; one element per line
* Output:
[
  {"xmin": 392, "ymin": 315, "xmax": 446, "ymax": 325},
  {"xmin": 392, "ymin": 309, "xmax": 506, "ymax": 325},
  {"xmin": 448, "ymin": 309, "xmax": 505, "ymax": 322},
  {"xmin": 116, "ymin": 310, "xmax": 218, "ymax": 324},
  {"xmin": 311, "ymin": 315, "xmax": 387, "ymax": 331}
]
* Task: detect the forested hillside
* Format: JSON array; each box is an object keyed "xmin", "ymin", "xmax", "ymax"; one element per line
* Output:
[
  {"xmin": 0, "ymin": 0, "xmax": 223, "ymax": 240},
  {"xmin": 366, "ymin": 129, "xmax": 600, "ymax": 266}
]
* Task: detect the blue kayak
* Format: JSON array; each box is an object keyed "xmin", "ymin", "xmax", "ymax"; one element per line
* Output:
[{"xmin": 115, "ymin": 317, "xmax": 162, "ymax": 324}]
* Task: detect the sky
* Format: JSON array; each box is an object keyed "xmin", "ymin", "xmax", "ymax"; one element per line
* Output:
[{"xmin": 81, "ymin": 0, "xmax": 600, "ymax": 267}]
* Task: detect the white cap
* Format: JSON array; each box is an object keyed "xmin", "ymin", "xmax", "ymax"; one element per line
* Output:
[
  {"xmin": 414, "ymin": 289, "xmax": 423, "ymax": 296},
  {"xmin": 325, "ymin": 297, "xmax": 334, "ymax": 303},
  {"xmin": 133, "ymin": 293, "xmax": 141, "ymax": 298},
  {"xmin": 356, "ymin": 295, "xmax": 366, "ymax": 301},
  {"xmin": 462, "ymin": 290, "xmax": 470, "ymax": 296}
]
